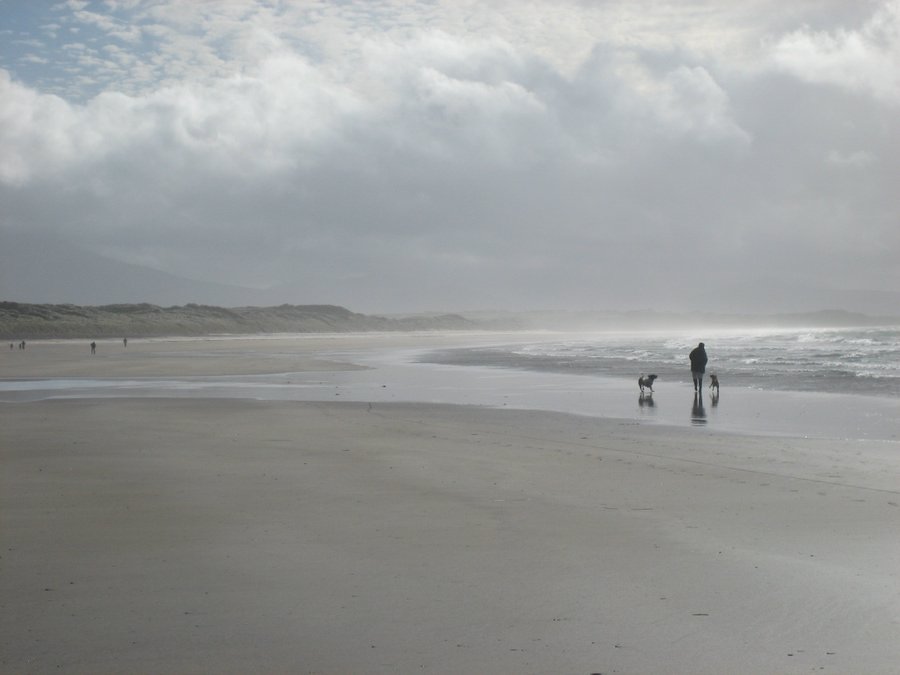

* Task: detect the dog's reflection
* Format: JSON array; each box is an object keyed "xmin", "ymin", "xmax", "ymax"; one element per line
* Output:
[
  {"xmin": 638, "ymin": 391, "xmax": 656, "ymax": 411},
  {"xmin": 691, "ymin": 391, "xmax": 707, "ymax": 425}
]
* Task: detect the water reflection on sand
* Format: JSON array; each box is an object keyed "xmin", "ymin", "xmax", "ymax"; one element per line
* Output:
[{"xmin": 691, "ymin": 391, "xmax": 707, "ymax": 426}]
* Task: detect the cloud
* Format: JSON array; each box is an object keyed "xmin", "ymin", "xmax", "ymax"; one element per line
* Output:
[
  {"xmin": 70, "ymin": 5, "xmax": 143, "ymax": 43},
  {"xmin": 0, "ymin": 71, "xmax": 78, "ymax": 185},
  {"xmin": 0, "ymin": 18, "xmax": 753, "ymax": 190},
  {"xmin": 20, "ymin": 54, "xmax": 50, "ymax": 65},
  {"xmin": 597, "ymin": 55, "xmax": 752, "ymax": 146},
  {"xmin": 0, "ymin": 1, "xmax": 898, "ymax": 312},
  {"xmin": 827, "ymin": 149, "xmax": 877, "ymax": 168},
  {"xmin": 770, "ymin": 0, "xmax": 900, "ymax": 104}
]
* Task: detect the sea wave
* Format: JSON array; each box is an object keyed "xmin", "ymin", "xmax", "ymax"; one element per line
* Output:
[{"xmin": 420, "ymin": 326, "xmax": 900, "ymax": 398}]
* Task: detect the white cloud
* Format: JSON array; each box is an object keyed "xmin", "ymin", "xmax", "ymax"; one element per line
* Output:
[
  {"xmin": 623, "ymin": 61, "xmax": 751, "ymax": 145},
  {"xmin": 0, "ymin": 71, "xmax": 78, "ymax": 185},
  {"xmin": 12, "ymin": 38, "xmax": 46, "ymax": 49},
  {"xmin": 21, "ymin": 54, "xmax": 51, "ymax": 65},
  {"xmin": 63, "ymin": 4, "xmax": 145, "ymax": 43},
  {"xmin": 827, "ymin": 149, "xmax": 877, "ymax": 168},
  {"xmin": 1, "ymin": 1, "xmax": 898, "ymax": 310},
  {"xmin": 0, "ymin": 17, "xmax": 752, "ymax": 194},
  {"xmin": 41, "ymin": 22, "xmax": 61, "ymax": 38},
  {"xmin": 770, "ymin": 0, "xmax": 900, "ymax": 104}
]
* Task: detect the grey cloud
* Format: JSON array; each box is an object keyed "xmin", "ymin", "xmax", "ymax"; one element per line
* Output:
[{"xmin": 1, "ymin": 1, "xmax": 898, "ymax": 313}]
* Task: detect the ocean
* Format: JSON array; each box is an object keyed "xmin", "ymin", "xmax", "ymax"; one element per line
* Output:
[{"xmin": 419, "ymin": 326, "xmax": 900, "ymax": 399}]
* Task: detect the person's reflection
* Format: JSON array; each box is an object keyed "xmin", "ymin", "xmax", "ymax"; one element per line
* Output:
[
  {"xmin": 691, "ymin": 390, "xmax": 707, "ymax": 425},
  {"xmin": 638, "ymin": 392, "xmax": 656, "ymax": 414}
]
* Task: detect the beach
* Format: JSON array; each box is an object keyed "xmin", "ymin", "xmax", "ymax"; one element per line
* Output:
[{"xmin": 3, "ymin": 334, "xmax": 900, "ymax": 674}]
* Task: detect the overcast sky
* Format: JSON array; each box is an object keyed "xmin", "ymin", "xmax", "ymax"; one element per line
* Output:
[{"xmin": 1, "ymin": 0, "xmax": 898, "ymax": 313}]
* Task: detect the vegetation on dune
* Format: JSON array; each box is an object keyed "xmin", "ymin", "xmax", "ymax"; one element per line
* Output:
[
  {"xmin": 0, "ymin": 302, "xmax": 478, "ymax": 339},
  {"xmin": 1, "ymin": 302, "xmax": 895, "ymax": 340}
]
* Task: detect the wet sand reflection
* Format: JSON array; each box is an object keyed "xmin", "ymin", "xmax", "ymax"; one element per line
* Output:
[{"xmin": 691, "ymin": 391, "xmax": 706, "ymax": 425}]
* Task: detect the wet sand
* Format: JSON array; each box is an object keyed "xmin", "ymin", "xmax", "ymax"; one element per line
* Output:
[
  {"xmin": 2, "ymin": 335, "xmax": 900, "ymax": 673},
  {"xmin": 4, "ymin": 333, "xmax": 899, "ymax": 441}
]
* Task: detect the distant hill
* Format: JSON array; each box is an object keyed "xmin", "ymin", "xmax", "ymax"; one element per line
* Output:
[
  {"xmin": 0, "ymin": 231, "xmax": 279, "ymax": 307},
  {"xmin": 0, "ymin": 302, "xmax": 480, "ymax": 339}
]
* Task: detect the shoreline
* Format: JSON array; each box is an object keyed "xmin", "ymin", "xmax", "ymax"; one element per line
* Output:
[{"xmin": 3, "ymin": 332, "xmax": 899, "ymax": 442}]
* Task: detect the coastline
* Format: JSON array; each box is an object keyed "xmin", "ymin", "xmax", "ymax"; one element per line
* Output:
[
  {"xmin": 3, "ymin": 332, "xmax": 900, "ymax": 673},
  {"xmin": 3, "ymin": 332, "xmax": 899, "ymax": 442}
]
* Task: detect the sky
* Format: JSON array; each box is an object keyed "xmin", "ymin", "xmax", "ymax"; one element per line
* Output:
[{"xmin": 1, "ymin": 0, "xmax": 898, "ymax": 314}]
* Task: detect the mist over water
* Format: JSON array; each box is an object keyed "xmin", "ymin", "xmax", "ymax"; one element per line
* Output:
[{"xmin": 421, "ymin": 326, "xmax": 900, "ymax": 398}]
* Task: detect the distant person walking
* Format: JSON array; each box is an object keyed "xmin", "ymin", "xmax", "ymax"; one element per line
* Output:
[
  {"xmin": 90, "ymin": 341, "xmax": 97, "ymax": 355},
  {"xmin": 123, "ymin": 337, "xmax": 128, "ymax": 348},
  {"xmin": 689, "ymin": 342, "xmax": 708, "ymax": 392}
]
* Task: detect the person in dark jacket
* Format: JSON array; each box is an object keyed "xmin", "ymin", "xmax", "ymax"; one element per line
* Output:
[{"xmin": 689, "ymin": 342, "xmax": 708, "ymax": 392}]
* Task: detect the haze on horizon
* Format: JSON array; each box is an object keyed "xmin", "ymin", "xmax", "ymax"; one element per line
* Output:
[{"xmin": 1, "ymin": 0, "xmax": 898, "ymax": 316}]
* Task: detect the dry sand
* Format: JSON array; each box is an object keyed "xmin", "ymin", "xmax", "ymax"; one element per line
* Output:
[{"xmin": 2, "ymin": 336, "xmax": 900, "ymax": 674}]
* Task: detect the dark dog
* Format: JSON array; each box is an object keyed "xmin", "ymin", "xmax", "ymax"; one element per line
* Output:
[
  {"xmin": 709, "ymin": 373, "xmax": 719, "ymax": 394},
  {"xmin": 638, "ymin": 374, "xmax": 658, "ymax": 394}
]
